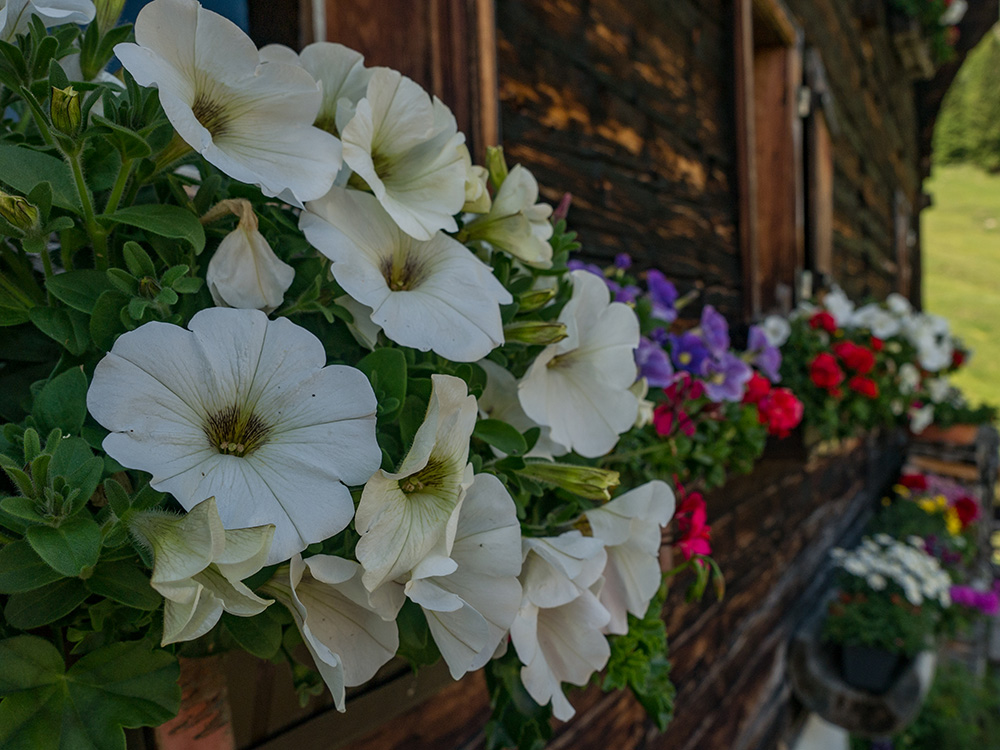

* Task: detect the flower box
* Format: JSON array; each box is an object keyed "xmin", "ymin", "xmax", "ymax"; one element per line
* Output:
[{"xmin": 911, "ymin": 423, "xmax": 980, "ymax": 446}]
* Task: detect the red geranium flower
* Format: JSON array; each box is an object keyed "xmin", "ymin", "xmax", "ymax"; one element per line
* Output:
[
  {"xmin": 951, "ymin": 349, "xmax": 966, "ymax": 369},
  {"xmin": 898, "ymin": 473, "xmax": 928, "ymax": 490},
  {"xmin": 870, "ymin": 337, "xmax": 884, "ymax": 352},
  {"xmin": 759, "ymin": 387, "xmax": 804, "ymax": 438},
  {"xmin": 833, "ymin": 341, "xmax": 875, "ymax": 375},
  {"xmin": 848, "ymin": 375, "xmax": 879, "ymax": 399},
  {"xmin": 952, "ymin": 496, "xmax": 980, "ymax": 528},
  {"xmin": 675, "ymin": 504, "xmax": 712, "ymax": 560},
  {"xmin": 809, "ymin": 311, "xmax": 837, "ymax": 333},
  {"xmin": 809, "ymin": 353, "xmax": 844, "ymax": 390},
  {"xmin": 743, "ymin": 372, "xmax": 771, "ymax": 405}
]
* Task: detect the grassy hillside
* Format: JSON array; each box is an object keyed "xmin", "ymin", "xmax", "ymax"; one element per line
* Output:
[{"xmin": 922, "ymin": 164, "xmax": 1000, "ymax": 407}]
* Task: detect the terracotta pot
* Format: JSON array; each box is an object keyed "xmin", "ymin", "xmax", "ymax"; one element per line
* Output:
[
  {"xmin": 155, "ymin": 655, "xmax": 236, "ymax": 750},
  {"xmin": 911, "ymin": 423, "xmax": 979, "ymax": 446}
]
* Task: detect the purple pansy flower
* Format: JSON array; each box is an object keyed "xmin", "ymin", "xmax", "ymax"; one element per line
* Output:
[
  {"xmin": 614, "ymin": 253, "xmax": 632, "ymax": 270},
  {"xmin": 567, "ymin": 259, "xmax": 605, "ymax": 277},
  {"xmin": 615, "ymin": 284, "xmax": 642, "ymax": 304},
  {"xmin": 701, "ymin": 352, "xmax": 752, "ymax": 403},
  {"xmin": 651, "ymin": 327, "xmax": 670, "ymax": 347},
  {"xmin": 748, "ymin": 325, "xmax": 782, "ymax": 383},
  {"xmin": 669, "ymin": 331, "xmax": 710, "ymax": 374},
  {"xmin": 636, "ymin": 337, "xmax": 674, "ymax": 388},
  {"xmin": 700, "ymin": 305, "xmax": 729, "ymax": 356},
  {"xmin": 646, "ymin": 270, "xmax": 678, "ymax": 323}
]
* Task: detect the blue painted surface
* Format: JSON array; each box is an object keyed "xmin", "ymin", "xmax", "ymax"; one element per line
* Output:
[{"xmin": 121, "ymin": 0, "xmax": 249, "ymax": 31}]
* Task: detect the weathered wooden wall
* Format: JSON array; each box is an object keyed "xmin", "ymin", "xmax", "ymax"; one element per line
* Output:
[{"xmin": 496, "ymin": 0, "xmax": 925, "ymax": 317}]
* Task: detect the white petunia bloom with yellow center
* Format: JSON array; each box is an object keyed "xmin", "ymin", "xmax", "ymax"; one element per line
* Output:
[
  {"xmin": 355, "ymin": 374, "xmax": 477, "ymax": 592},
  {"xmin": 462, "ymin": 164, "xmax": 554, "ymax": 268},
  {"xmin": 510, "ymin": 531, "xmax": 610, "ymax": 721},
  {"xmin": 583, "ymin": 480, "xmax": 675, "ymax": 634},
  {"xmin": 301, "ymin": 187, "xmax": 512, "ymax": 362},
  {"xmin": 86, "ymin": 308, "xmax": 381, "ymax": 566},
  {"xmin": 340, "ymin": 67, "xmax": 467, "ymax": 240},
  {"xmin": 1, "ymin": 0, "xmax": 95, "ymax": 41},
  {"xmin": 114, "ymin": 0, "xmax": 341, "ymax": 204},
  {"xmin": 477, "ymin": 358, "xmax": 567, "ymax": 459},
  {"xmin": 205, "ymin": 199, "xmax": 294, "ymax": 312},
  {"xmin": 130, "ymin": 497, "xmax": 274, "ymax": 645},
  {"xmin": 261, "ymin": 554, "xmax": 402, "ymax": 711},
  {"xmin": 518, "ymin": 269, "xmax": 640, "ymax": 458},
  {"xmin": 403, "ymin": 473, "xmax": 523, "ymax": 678},
  {"xmin": 258, "ymin": 41, "xmax": 373, "ymax": 139}
]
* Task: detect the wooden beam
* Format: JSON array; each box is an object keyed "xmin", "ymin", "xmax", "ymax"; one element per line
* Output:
[{"xmin": 734, "ymin": 0, "xmax": 760, "ymax": 321}]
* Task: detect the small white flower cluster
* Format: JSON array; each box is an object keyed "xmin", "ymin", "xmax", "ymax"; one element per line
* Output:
[{"xmin": 830, "ymin": 535, "xmax": 952, "ymax": 608}]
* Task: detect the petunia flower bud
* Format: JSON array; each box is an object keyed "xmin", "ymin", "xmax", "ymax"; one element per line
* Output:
[
  {"xmin": 0, "ymin": 191, "xmax": 39, "ymax": 233},
  {"xmin": 486, "ymin": 145, "xmax": 509, "ymax": 190},
  {"xmin": 518, "ymin": 462, "xmax": 620, "ymax": 501},
  {"xmin": 204, "ymin": 199, "xmax": 294, "ymax": 313},
  {"xmin": 517, "ymin": 287, "xmax": 556, "ymax": 313},
  {"xmin": 503, "ymin": 320, "xmax": 568, "ymax": 346},
  {"xmin": 95, "ymin": 0, "xmax": 127, "ymax": 32},
  {"xmin": 50, "ymin": 86, "xmax": 81, "ymax": 135}
]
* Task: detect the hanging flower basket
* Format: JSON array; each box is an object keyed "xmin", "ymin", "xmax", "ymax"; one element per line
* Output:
[{"xmin": 839, "ymin": 644, "xmax": 905, "ymax": 694}]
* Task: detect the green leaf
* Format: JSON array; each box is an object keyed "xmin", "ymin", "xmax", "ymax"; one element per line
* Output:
[
  {"xmin": 0, "ymin": 144, "xmax": 79, "ymax": 211},
  {"xmin": 395, "ymin": 599, "xmax": 441, "ymax": 669},
  {"xmin": 90, "ymin": 115, "xmax": 152, "ymax": 160},
  {"xmin": 121, "ymin": 242, "xmax": 156, "ymax": 278},
  {"xmin": 222, "ymin": 611, "xmax": 282, "ymax": 659},
  {"xmin": 101, "ymin": 205, "xmax": 205, "ymax": 254},
  {"xmin": 89, "ymin": 290, "xmax": 129, "ymax": 351},
  {"xmin": 102, "ymin": 478, "xmax": 131, "ymax": 518},
  {"xmin": 46, "ymin": 270, "xmax": 115, "ymax": 313},
  {"xmin": 473, "ymin": 419, "xmax": 528, "ymax": 456},
  {"xmin": 85, "ymin": 562, "xmax": 159, "ymax": 611},
  {"xmin": 0, "ymin": 497, "xmax": 46, "ymax": 523},
  {"xmin": 28, "ymin": 306, "xmax": 90, "ymax": 355},
  {"xmin": 4, "ymin": 578, "xmax": 89, "ymax": 629},
  {"xmin": 49, "ymin": 437, "xmax": 103, "ymax": 509},
  {"xmin": 0, "ymin": 636, "xmax": 180, "ymax": 750},
  {"xmin": 26, "ymin": 517, "xmax": 102, "ymax": 578},
  {"xmin": 484, "ymin": 649, "xmax": 553, "ymax": 750},
  {"xmin": 0, "ymin": 540, "xmax": 64, "ymax": 594},
  {"xmin": 32, "ymin": 367, "xmax": 88, "ymax": 436},
  {"xmin": 357, "ymin": 348, "xmax": 407, "ymax": 420}
]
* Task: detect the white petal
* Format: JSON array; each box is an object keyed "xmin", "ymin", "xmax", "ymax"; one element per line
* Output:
[{"xmin": 521, "ymin": 533, "xmax": 606, "ymax": 608}]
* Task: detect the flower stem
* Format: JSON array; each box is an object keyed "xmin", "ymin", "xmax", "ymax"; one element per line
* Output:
[
  {"xmin": 67, "ymin": 151, "xmax": 108, "ymax": 270},
  {"xmin": 104, "ymin": 157, "xmax": 134, "ymax": 216}
]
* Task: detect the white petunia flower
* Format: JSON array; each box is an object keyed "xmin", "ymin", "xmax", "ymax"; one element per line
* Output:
[
  {"xmin": 851, "ymin": 303, "xmax": 901, "ymax": 339},
  {"xmin": 822, "ymin": 287, "xmax": 854, "ymax": 327},
  {"xmin": 341, "ymin": 67, "xmax": 466, "ymax": 239},
  {"xmin": 908, "ymin": 403, "xmax": 935, "ymax": 434},
  {"xmin": 760, "ymin": 315, "xmax": 791, "ymax": 347},
  {"xmin": 926, "ymin": 377, "xmax": 951, "ymax": 404},
  {"xmin": 259, "ymin": 41, "xmax": 372, "ymax": 138},
  {"xmin": 355, "ymin": 374, "xmax": 477, "ymax": 592},
  {"xmin": 518, "ymin": 270, "xmax": 640, "ymax": 458},
  {"xmin": 477, "ymin": 358, "xmax": 567, "ymax": 459},
  {"xmin": 886, "ymin": 293, "xmax": 913, "ymax": 317},
  {"xmin": 630, "ymin": 378, "xmax": 655, "ymax": 429},
  {"xmin": 404, "ymin": 473, "xmax": 522, "ymax": 678},
  {"xmin": 87, "ymin": 308, "xmax": 381, "ymax": 565},
  {"xmin": 511, "ymin": 531, "xmax": 609, "ymax": 721},
  {"xmin": 301, "ymin": 187, "xmax": 512, "ymax": 362},
  {"xmin": 898, "ymin": 363, "xmax": 920, "ymax": 394},
  {"xmin": 205, "ymin": 199, "xmax": 294, "ymax": 312},
  {"xmin": 460, "ymin": 145, "xmax": 491, "ymax": 214},
  {"xmin": 463, "ymin": 164, "xmax": 554, "ymax": 268},
  {"xmin": 115, "ymin": 0, "xmax": 341, "ymax": 204},
  {"xmin": 131, "ymin": 497, "xmax": 274, "ymax": 645},
  {"xmin": 584, "ymin": 480, "xmax": 675, "ymax": 634},
  {"xmin": 261, "ymin": 554, "xmax": 401, "ymax": 711},
  {"xmin": 1, "ymin": 0, "xmax": 94, "ymax": 40}
]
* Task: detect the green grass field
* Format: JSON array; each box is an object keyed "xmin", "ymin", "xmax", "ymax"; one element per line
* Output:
[{"xmin": 922, "ymin": 164, "xmax": 1000, "ymax": 407}]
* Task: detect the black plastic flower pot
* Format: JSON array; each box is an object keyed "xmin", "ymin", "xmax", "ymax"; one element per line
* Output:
[{"xmin": 840, "ymin": 644, "xmax": 904, "ymax": 694}]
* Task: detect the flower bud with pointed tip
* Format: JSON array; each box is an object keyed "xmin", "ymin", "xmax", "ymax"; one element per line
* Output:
[
  {"xmin": 517, "ymin": 287, "xmax": 556, "ymax": 314},
  {"xmin": 0, "ymin": 191, "xmax": 39, "ymax": 233},
  {"xmin": 95, "ymin": 0, "xmax": 126, "ymax": 33},
  {"xmin": 486, "ymin": 145, "xmax": 509, "ymax": 190},
  {"xmin": 518, "ymin": 462, "xmax": 620, "ymax": 501},
  {"xmin": 503, "ymin": 320, "xmax": 568, "ymax": 346},
  {"xmin": 50, "ymin": 86, "xmax": 81, "ymax": 135}
]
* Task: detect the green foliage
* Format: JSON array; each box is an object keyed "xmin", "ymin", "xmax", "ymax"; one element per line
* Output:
[
  {"xmin": 0, "ymin": 635, "xmax": 180, "ymax": 750},
  {"xmin": 484, "ymin": 649, "xmax": 553, "ymax": 750},
  {"xmin": 603, "ymin": 582, "xmax": 675, "ymax": 730},
  {"xmin": 933, "ymin": 27, "xmax": 1000, "ymax": 172},
  {"xmin": 852, "ymin": 661, "xmax": 1000, "ymax": 749}
]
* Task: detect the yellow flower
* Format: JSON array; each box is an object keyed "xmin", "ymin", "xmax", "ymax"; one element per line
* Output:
[{"xmin": 944, "ymin": 508, "xmax": 962, "ymax": 537}]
